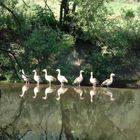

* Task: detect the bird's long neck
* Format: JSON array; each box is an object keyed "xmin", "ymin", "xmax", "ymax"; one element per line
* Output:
[
  {"xmin": 80, "ymin": 72, "xmax": 83, "ymax": 78},
  {"xmin": 110, "ymin": 75, "xmax": 113, "ymax": 81},
  {"xmin": 45, "ymin": 71, "xmax": 48, "ymax": 75},
  {"xmin": 90, "ymin": 73, "xmax": 93, "ymax": 78},
  {"xmin": 58, "ymin": 71, "xmax": 61, "ymax": 76},
  {"xmin": 22, "ymin": 70, "xmax": 25, "ymax": 75},
  {"xmin": 34, "ymin": 71, "xmax": 38, "ymax": 77}
]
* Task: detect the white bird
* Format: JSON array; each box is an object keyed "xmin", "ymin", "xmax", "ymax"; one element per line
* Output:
[
  {"xmin": 56, "ymin": 86, "xmax": 68, "ymax": 101},
  {"xmin": 73, "ymin": 87, "xmax": 84, "ymax": 100},
  {"xmin": 90, "ymin": 72, "xmax": 98, "ymax": 87},
  {"xmin": 90, "ymin": 87, "xmax": 96, "ymax": 102},
  {"xmin": 42, "ymin": 69, "xmax": 56, "ymax": 85},
  {"xmin": 33, "ymin": 69, "xmax": 42, "ymax": 86},
  {"xmin": 56, "ymin": 69, "xmax": 68, "ymax": 86},
  {"xmin": 33, "ymin": 85, "xmax": 40, "ymax": 98},
  {"xmin": 42, "ymin": 86, "xmax": 55, "ymax": 100},
  {"xmin": 73, "ymin": 70, "xmax": 84, "ymax": 86},
  {"xmin": 20, "ymin": 84, "xmax": 29, "ymax": 97},
  {"xmin": 101, "ymin": 73, "xmax": 115, "ymax": 87},
  {"xmin": 20, "ymin": 69, "xmax": 30, "ymax": 84}
]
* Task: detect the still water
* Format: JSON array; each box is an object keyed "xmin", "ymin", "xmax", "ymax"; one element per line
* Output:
[{"xmin": 0, "ymin": 83, "xmax": 139, "ymax": 140}]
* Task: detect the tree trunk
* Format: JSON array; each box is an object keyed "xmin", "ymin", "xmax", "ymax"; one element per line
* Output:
[
  {"xmin": 59, "ymin": 0, "xmax": 69, "ymax": 23},
  {"xmin": 59, "ymin": 0, "xmax": 64, "ymax": 24},
  {"xmin": 63, "ymin": 0, "xmax": 69, "ymax": 21}
]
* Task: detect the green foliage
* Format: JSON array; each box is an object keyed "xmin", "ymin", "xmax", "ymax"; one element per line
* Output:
[
  {"xmin": 22, "ymin": 27, "xmax": 74, "ymax": 74},
  {"xmin": 75, "ymin": 0, "xmax": 108, "ymax": 36},
  {"xmin": 33, "ymin": 5, "xmax": 55, "ymax": 24}
]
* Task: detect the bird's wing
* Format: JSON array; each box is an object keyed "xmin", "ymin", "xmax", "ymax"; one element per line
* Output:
[
  {"xmin": 101, "ymin": 79, "xmax": 109, "ymax": 85},
  {"xmin": 24, "ymin": 74, "xmax": 30, "ymax": 78},
  {"xmin": 94, "ymin": 78, "xmax": 98, "ymax": 83},
  {"xmin": 95, "ymin": 78, "xmax": 99, "ymax": 84},
  {"xmin": 21, "ymin": 70, "xmax": 30, "ymax": 78},
  {"xmin": 73, "ymin": 77, "xmax": 80, "ymax": 84},
  {"xmin": 63, "ymin": 76, "xmax": 68, "ymax": 83},
  {"xmin": 23, "ymin": 74, "xmax": 30, "ymax": 79},
  {"xmin": 49, "ymin": 75, "xmax": 56, "ymax": 81},
  {"xmin": 38, "ymin": 76, "xmax": 42, "ymax": 82}
]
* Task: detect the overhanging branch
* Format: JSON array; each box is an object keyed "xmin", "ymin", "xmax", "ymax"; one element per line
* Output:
[
  {"xmin": 21, "ymin": 0, "xmax": 30, "ymax": 8},
  {"xmin": 0, "ymin": 2, "xmax": 21, "ymax": 26}
]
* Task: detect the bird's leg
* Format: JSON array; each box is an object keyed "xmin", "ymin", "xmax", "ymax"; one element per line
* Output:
[
  {"xmin": 37, "ymin": 82, "xmax": 39, "ymax": 86},
  {"xmin": 79, "ymin": 83, "xmax": 81, "ymax": 87},
  {"xmin": 61, "ymin": 83, "xmax": 64, "ymax": 87},
  {"xmin": 93, "ymin": 84, "xmax": 96, "ymax": 88},
  {"xmin": 49, "ymin": 82, "xmax": 51, "ymax": 86}
]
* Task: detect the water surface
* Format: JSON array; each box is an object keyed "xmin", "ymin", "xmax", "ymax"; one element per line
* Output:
[{"xmin": 0, "ymin": 83, "xmax": 139, "ymax": 140}]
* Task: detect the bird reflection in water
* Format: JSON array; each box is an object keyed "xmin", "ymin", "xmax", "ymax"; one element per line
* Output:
[
  {"xmin": 90, "ymin": 87, "xmax": 96, "ymax": 102},
  {"xmin": 102, "ymin": 88, "xmax": 115, "ymax": 101},
  {"xmin": 73, "ymin": 87, "xmax": 84, "ymax": 100},
  {"xmin": 42, "ymin": 85, "xmax": 55, "ymax": 100},
  {"xmin": 33, "ymin": 85, "xmax": 40, "ymax": 98},
  {"xmin": 56, "ymin": 86, "xmax": 68, "ymax": 101},
  {"xmin": 20, "ymin": 84, "xmax": 29, "ymax": 97}
]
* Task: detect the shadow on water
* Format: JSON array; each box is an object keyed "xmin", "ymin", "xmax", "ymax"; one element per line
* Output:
[
  {"xmin": 0, "ymin": 83, "xmax": 140, "ymax": 140},
  {"xmin": 0, "ymin": 89, "xmax": 1, "ymax": 100}
]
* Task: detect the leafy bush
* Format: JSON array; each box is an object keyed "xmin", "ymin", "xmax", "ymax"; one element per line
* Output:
[{"xmin": 22, "ymin": 27, "xmax": 75, "ymax": 74}]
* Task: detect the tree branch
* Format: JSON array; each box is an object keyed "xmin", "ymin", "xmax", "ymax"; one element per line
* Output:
[
  {"xmin": 59, "ymin": 0, "xmax": 64, "ymax": 24},
  {"xmin": 0, "ymin": 48, "xmax": 22, "ymax": 69},
  {"xmin": 8, "ymin": 54, "xmax": 21, "ymax": 80},
  {"xmin": 21, "ymin": 0, "xmax": 30, "ymax": 8},
  {"xmin": 0, "ymin": 48, "xmax": 22, "ymax": 80},
  {"xmin": 43, "ymin": 0, "xmax": 55, "ymax": 19},
  {"xmin": 0, "ymin": 2, "xmax": 21, "ymax": 26}
]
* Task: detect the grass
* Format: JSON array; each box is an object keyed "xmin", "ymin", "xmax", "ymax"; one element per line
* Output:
[
  {"xmin": 106, "ymin": 1, "xmax": 140, "ymax": 14},
  {"xmin": 105, "ymin": 1, "xmax": 140, "ymax": 22}
]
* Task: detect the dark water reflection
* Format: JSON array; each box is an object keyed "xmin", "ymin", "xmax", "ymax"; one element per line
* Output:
[{"xmin": 0, "ymin": 83, "xmax": 140, "ymax": 140}]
